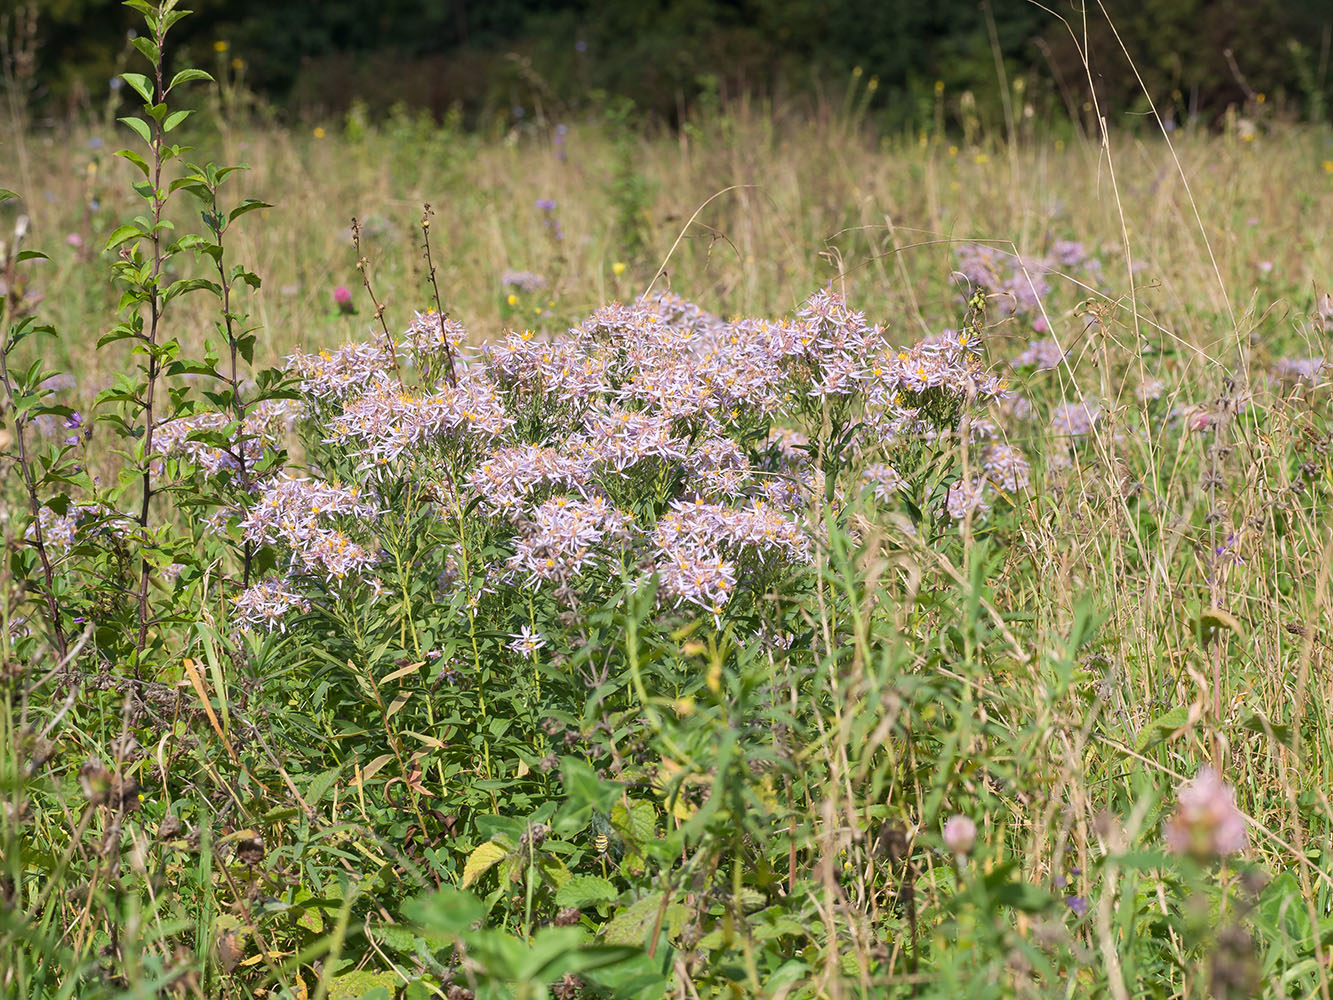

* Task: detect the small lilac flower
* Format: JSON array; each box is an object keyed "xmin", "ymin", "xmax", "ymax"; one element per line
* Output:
[
  {"xmin": 942, "ymin": 814, "xmax": 977, "ymax": 856},
  {"xmin": 507, "ymin": 625, "xmax": 546, "ymax": 659},
  {"xmin": 535, "ymin": 198, "xmax": 556, "ymax": 213},
  {"xmin": 1065, "ymin": 896, "xmax": 1089, "ymax": 916},
  {"xmin": 1164, "ymin": 766, "xmax": 1248, "ymax": 860},
  {"xmin": 944, "ymin": 477, "xmax": 989, "ymax": 521}
]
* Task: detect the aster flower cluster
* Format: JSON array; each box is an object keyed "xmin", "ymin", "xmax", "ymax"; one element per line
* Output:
[
  {"xmin": 239, "ymin": 474, "xmax": 379, "ymax": 584},
  {"xmin": 154, "ymin": 398, "xmax": 300, "ymax": 479},
  {"xmin": 231, "ymin": 285, "xmax": 1028, "ymax": 633},
  {"xmin": 26, "ymin": 503, "xmax": 125, "ymax": 553},
  {"xmin": 232, "ymin": 578, "xmax": 311, "ymax": 633}
]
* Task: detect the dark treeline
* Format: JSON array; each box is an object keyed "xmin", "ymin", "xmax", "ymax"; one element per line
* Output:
[{"xmin": 8, "ymin": 0, "xmax": 1333, "ymax": 129}]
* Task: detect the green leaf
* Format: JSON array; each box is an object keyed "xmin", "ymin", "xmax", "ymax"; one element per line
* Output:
[
  {"xmin": 611, "ymin": 800, "xmax": 656, "ymax": 846},
  {"xmin": 1134, "ymin": 705, "xmax": 1194, "ymax": 753},
  {"xmin": 461, "ymin": 841, "xmax": 509, "ymax": 889},
  {"xmin": 228, "ymin": 199, "xmax": 272, "ymax": 225},
  {"xmin": 327, "ymin": 971, "xmax": 396, "ymax": 1000},
  {"xmin": 105, "ymin": 224, "xmax": 143, "ymax": 251},
  {"xmin": 16, "ymin": 250, "xmax": 48, "ymax": 262},
  {"xmin": 306, "ymin": 766, "xmax": 341, "ymax": 806},
  {"xmin": 601, "ymin": 893, "xmax": 685, "ymax": 946},
  {"xmin": 115, "ymin": 149, "xmax": 152, "ymax": 177},
  {"xmin": 1239, "ymin": 711, "xmax": 1295, "ymax": 749},
  {"xmin": 555, "ymin": 875, "xmax": 618, "ymax": 909},
  {"xmin": 121, "ymin": 72, "xmax": 154, "ymax": 104},
  {"xmin": 130, "ymin": 37, "xmax": 160, "ymax": 66},
  {"xmin": 0, "ymin": 189, "xmax": 18, "ymax": 205},
  {"xmin": 403, "ymin": 887, "xmax": 485, "ymax": 936},
  {"xmin": 163, "ymin": 109, "xmax": 193, "ymax": 133},
  {"xmin": 118, "ymin": 116, "xmax": 152, "ymax": 144},
  {"xmin": 168, "ymin": 68, "xmax": 214, "ymax": 91}
]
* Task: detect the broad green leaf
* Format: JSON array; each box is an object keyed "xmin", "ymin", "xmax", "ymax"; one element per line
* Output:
[
  {"xmin": 118, "ymin": 116, "xmax": 152, "ymax": 144},
  {"xmin": 461, "ymin": 841, "xmax": 509, "ymax": 889},
  {"xmin": 168, "ymin": 68, "xmax": 214, "ymax": 91},
  {"xmin": 1134, "ymin": 705, "xmax": 1194, "ymax": 752},
  {"xmin": 121, "ymin": 72, "xmax": 154, "ymax": 104},
  {"xmin": 327, "ymin": 971, "xmax": 396, "ymax": 999},
  {"xmin": 555, "ymin": 875, "xmax": 617, "ymax": 909},
  {"xmin": 163, "ymin": 109, "xmax": 193, "ymax": 133}
]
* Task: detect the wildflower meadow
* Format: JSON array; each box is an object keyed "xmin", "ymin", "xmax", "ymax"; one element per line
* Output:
[{"xmin": 3, "ymin": 2, "xmax": 1333, "ymax": 998}]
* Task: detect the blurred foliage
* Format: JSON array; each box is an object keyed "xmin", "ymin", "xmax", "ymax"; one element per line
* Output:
[{"xmin": 13, "ymin": 0, "xmax": 1333, "ymax": 129}]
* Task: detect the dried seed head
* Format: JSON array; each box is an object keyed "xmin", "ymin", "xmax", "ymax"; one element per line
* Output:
[{"xmin": 78, "ymin": 758, "xmax": 111, "ymax": 805}]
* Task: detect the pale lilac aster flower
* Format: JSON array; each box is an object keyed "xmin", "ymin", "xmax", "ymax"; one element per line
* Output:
[
  {"xmin": 983, "ymin": 443, "xmax": 1030, "ymax": 492},
  {"xmin": 1013, "ymin": 338, "xmax": 1065, "ymax": 371},
  {"xmin": 1050, "ymin": 399, "xmax": 1099, "ymax": 438},
  {"xmin": 944, "ymin": 477, "xmax": 990, "ymax": 521},
  {"xmin": 233, "ymin": 579, "xmax": 310, "ymax": 632},
  {"xmin": 862, "ymin": 463, "xmax": 904, "ymax": 503},
  {"xmin": 507, "ymin": 625, "xmax": 547, "ymax": 659}
]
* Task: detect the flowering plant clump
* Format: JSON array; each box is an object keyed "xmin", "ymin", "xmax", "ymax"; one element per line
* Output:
[{"xmin": 227, "ymin": 287, "xmax": 1027, "ymax": 642}]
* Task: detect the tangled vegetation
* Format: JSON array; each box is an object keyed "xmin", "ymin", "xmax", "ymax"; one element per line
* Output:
[{"xmin": 3, "ymin": 3, "xmax": 1333, "ymax": 998}]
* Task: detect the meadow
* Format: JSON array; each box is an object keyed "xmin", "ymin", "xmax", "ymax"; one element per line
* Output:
[{"xmin": 4, "ymin": 9, "xmax": 1333, "ymax": 998}]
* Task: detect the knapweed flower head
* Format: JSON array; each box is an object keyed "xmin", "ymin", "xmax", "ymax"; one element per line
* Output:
[
  {"xmin": 942, "ymin": 814, "xmax": 977, "ymax": 856},
  {"xmin": 1164, "ymin": 766, "xmax": 1247, "ymax": 860},
  {"xmin": 1269, "ymin": 357, "xmax": 1326, "ymax": 388}
]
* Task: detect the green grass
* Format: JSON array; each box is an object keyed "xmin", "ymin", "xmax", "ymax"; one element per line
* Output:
[{"xmin": 4, "ymin": 83, "xmax": 1333, "ymax": 999}]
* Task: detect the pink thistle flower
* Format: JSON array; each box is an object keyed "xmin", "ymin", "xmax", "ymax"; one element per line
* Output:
[
  {"xmin": 333, "ymin": 285, "xmax": 354, "ymax": 315},
  {"xmin": 1164, "ymin": 766, "xmax": 1247, "ymax": 860}
]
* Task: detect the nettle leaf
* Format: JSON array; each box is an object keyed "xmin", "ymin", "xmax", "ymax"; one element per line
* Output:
[
  {"xmin": 610, "ymin": 800, "xmax": 656, "ymax": 846},
  {"xmin": 461, "ymin": 841, "xmax": 509, "ymax": 889},
  {"xmin": 555, "ymin": 875, "xmax": 618, "ymax": 909}
]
